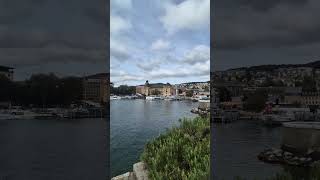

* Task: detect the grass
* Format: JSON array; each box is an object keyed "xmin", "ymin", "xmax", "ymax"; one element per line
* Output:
[{"xmin": 140, "ymin": 116, "xmax": 210, "ymax": 180}]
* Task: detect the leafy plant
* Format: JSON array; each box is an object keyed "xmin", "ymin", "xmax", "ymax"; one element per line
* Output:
[{"xmin": 141, "ymin": 117, "xmax": 210, "ymax": 180}]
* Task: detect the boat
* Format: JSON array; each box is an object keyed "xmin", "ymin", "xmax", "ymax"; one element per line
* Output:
[
  {"xmin": 146, "ymin": 95, "xmax": 162, "ymax": 100},
  {"xmin": 110, "ymin": 96, "xmax": 122, "ymax": 100},
  {"xmin": 163, "ymin": 96, "xmax": 179, "ymax": 101},
  {"xmin": 260, "ymin": 107, "xmax": 299, "ymax": 126},
  {"xmin": 0, "ymin": 113, "xmax": 13, "ymax": 120}
]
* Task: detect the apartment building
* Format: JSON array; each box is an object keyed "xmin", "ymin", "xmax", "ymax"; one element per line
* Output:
[{"xmin": 83, "ymin": 73, "xmax": 109, "ymax": 104}]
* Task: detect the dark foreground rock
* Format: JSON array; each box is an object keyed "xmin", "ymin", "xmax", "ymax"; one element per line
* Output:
[{"xmin": 258, "ymin": 148, "xmax": 319, "ymax": 167}]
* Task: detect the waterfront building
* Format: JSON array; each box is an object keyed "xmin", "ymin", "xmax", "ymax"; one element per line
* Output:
[
  {"xmin": 0, "ymin": 66, "xmax": 14, "ymax": 81},
  {"xmin": 301, "ymin": 91, "xmax": 320, "ymax": 106},
  {"xmin": 136, "ymin": 80, "xmax": 176, "ymax": 96},
  {"xmin": 83, "ymin": 73, "xmax": 109, "ymax": 104}
]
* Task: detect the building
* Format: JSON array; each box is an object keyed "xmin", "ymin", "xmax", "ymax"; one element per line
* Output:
[
  {"xmin": 0, "ymin": 66, "xmax": 14, "ymax": 81},
  {"xmin": 136, "ymin": 80, "xmax": 176, "ymax": 96},
  {"xmin": 301, "ymin": 92, "xmax": 320, "ymax": 106},
  {"xmin": 83, "ymin": 73, "xmax": 109, "ymax": 104}
]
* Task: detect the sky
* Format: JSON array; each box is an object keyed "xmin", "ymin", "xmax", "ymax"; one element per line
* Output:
[
  {"xmin": 110, "ymin": 0, "xmax": 210, "ymax": 86},
  {"xmin": 0, "ymin": 0, "xmax": 106, "ymax": 81},
  {"xmin": 212, "ymin": 0, "xmax": 320, "ymax": 71}
]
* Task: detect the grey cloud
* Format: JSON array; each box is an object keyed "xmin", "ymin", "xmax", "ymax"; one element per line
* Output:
[
  {"xmin": 0, "ymin": 0, "xmax": 46, "ymax": 25},
  {"xmin": 214, "ymin": 0, "xmax": 320, "ymax": 50},
  {"xmin": 0, "ymin": 0, "xmax": 107, "ymax": 73}
]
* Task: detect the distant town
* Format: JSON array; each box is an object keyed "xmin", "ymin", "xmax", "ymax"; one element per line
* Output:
[
  {"xmin": 211, "ymin": 60, "xmax": 320, "ymax": 112},
  {"xmin": 110, "ymin": 80, "xmax": 210, "ymax": 101}
]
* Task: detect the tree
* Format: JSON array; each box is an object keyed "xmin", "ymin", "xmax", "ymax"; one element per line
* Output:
[
  {"xmin": 216, "ymin": 87, "xmax": 231, "ymax": 102},
  {"xmin": 186, "ymin": 90, "xmax": 194, "ymax": 97},
  {"xmin": 152, "ymin": 89, "xmax": 161, "ymax": 96},
  {"xmin": 302, "ymin": 76, "xmax": 317, "ymax": 92},
  {"xmin": 111, "ymin": 85, "xmax": 136, "ymax": 95},
  {"xmin": 0, "ymin": 74, "xmax": 13, "ymax": 102},
  {"xmin": 261, "ymin": 77, "xmax": 274, "ymax": 87},
  {"xmin": 243, "ymin": 90, "xmax": 268, "ymax": 112}
]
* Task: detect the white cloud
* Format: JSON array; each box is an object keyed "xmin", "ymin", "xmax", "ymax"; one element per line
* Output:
[
  {"xmin": 137, "ymin": 60, "xmax": 161, "ymax": 71},
  {"xmin": 148, "ymin": 63, "xmax": 209, "ymax": 79},
  {"xmin": 111, "ymin": 0, "xmax": 132, "ymax": 10},
  {"xmin": 110, "ymin": 15, "xmax": 132, "ymax": 35},
  {"xmin": 111, "ymin": 69, "xmax": 144, "ymax": 85},
  {"xmin": 150, "ymin": 39, "xmax": 171, "ymax": 51},
  {"xmin": 110, "ymin": 38, "xmax": 130, "ymax": 61},
  {"xmin": 160, "ymin": 0, "xmax": 210, "ymax": 34},
  {"xmin": 183, "ymin": 45, "xmax": 210, "ymax": 65}
]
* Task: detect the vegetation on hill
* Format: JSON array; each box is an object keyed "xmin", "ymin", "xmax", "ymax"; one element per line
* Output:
[
  {"xmin": 110, "ymin": 85, "xmax": 136, "ymax": 95},
  {"xmin": 0, "ymin": 73, "xmax": 83, "ymax": 107},
  {"xmin": 230, "ymin": 60, "xmax": 320, "ymax": 72},
  {"xmin": 141, "ymin": 117, "xmax": 210, "ymax": 180}
]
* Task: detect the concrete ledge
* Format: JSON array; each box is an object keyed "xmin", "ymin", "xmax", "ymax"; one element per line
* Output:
[{"xmin": 111, "ymin": 172, "xmax": 135, "ymax": 180}]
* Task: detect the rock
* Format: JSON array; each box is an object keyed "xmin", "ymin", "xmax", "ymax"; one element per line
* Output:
[
  {"xmin": 300, "ymin": 157, "xmax": 307, "ymax": 162},
  {"xmin": 112, "ymin": 172, "xmax": 136, "ymax": 180},
  {"xmin": 284, "ymin": 152, "xmax": 293, "ymax": 157},
  {"xmin": 311, "ymin": 160, "xmax": 320, "ymax": 168},
  {"xmin": 292, "ymin": 156, "xmax": 299, "ymax": 161},
  {"xmin": 133, "ymin": 162, "xmax": 149, "ymax": 180}
]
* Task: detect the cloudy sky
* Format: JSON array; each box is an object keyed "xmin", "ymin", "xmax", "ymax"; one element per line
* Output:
[
  {"xmin": 0, "ymin": 0, "xmax": 106, "ymax": 80},
  {"xmin": 110, "ymin": 0, "xmax": 210, "ymax": 86},
  {"xmin": 212, "ymin": 0, "xmax": 320, "ymax": 71}
]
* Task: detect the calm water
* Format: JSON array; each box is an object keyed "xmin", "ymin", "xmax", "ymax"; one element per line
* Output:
[
  {"xmin": 111, "ymin": 99, "xmax": 311, "ymax": 179},
  {"xmin": 213, "ymin": 120, "xmax": 310, "ymax": 180},
  {"xmin": 213, "ymin": 120, "xmax": 283, "ymax": 179},
  {"xmin": 0, "ymin": 118, "xmax": 107, "ymax": 180},
  {"xmin": 110, "ymin": 99, "xmax": 198, "ymax": 177}
]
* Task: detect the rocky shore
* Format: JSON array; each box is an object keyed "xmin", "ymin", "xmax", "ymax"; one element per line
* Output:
[
  {"xmin": 258, "ymin": 148, "xmax": 320, "ymax": 167},
  {"xmin": 191, "ymin": 108, "xmax": 209, "ymax": 117}
]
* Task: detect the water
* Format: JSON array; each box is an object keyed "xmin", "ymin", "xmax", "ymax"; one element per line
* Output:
[
  {"xmin": 0, "ymin": 118, "xmax": 107, "ymax": 180},
  {"xmin": 110, "ymin": 99, "xmax": 198, "ymax": 177},
  {"xmin": 213, "ymin": 120, "xmax": 310, "ymax": 180}
]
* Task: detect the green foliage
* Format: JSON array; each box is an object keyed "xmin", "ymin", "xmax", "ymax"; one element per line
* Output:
[
  {"xmin": 141, "ymin": 117, "xmax": 210, "ymax": 180},
  {"xmin": 216, "ymin": 87, "xmax": 231, "ymax": 102},
  {"xmin": 243, "ymin": 90, "xmax": 268, "ymax": 112},
  {"xmin": 302, "ymin": 76, "xmax": 317, "ymax": 92},
  {"xmin": 0, "ymin": 74, "xmax": 14, "ymax": 101},
  {"xmin": 0, "ymin": 73, "xmax": 83, "ymax": 107},
  {"xmin": 111, "ymin": 85, "xmax": 136, "ymax": 95},
  {"xmin": 151, "ymin": 89, "xmax": 162, "ymax": 96},
  {"xmin": 186, "ymin": 90, "xmax": 194, "ymax": 97}
]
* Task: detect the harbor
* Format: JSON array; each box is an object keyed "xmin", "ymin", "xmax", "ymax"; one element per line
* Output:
[{"xmin": 0, "ymin": 102, "xmax": 106, "ymax": 121}]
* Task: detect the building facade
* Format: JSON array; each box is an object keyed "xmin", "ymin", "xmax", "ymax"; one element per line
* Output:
[
  {"xmin": 0, "ymin": 66, "xmax": 14, "ymax": 81},
  {"xmin": 83, "ymin": 73, "xmax": 108, "ymax": 104},
  {"xmin": 136, "ymin": 80, "xmax": 175, "ymax": 96}
]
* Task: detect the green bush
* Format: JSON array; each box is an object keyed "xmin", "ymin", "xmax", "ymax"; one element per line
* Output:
[{"xmin": 141, "ymin": 117, "xmax": 210, "ymax": 180}]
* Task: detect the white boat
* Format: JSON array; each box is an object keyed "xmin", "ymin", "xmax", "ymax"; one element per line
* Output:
[
  {"xmin": 110, "ymin": 96, "xmax": 121, "ymax": 100},
  {"xmin": 146, "ymin": 96, "xmax": 162, "ymax": 100},
  {"xmin": 261, "ymin": 108, "xmax": 297, "ymax": 126},
  {"xmin": 0, "ymin": 113, "xmax": 13, "ymax": 120}
]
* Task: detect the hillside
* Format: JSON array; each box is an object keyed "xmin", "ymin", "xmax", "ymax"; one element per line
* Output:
[{"xmin": 229, "ymin": 60, "xmax": 320, "ymax": 71}]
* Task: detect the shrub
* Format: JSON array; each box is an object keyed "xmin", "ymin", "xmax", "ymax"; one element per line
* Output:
[{"xmin": 141, "ymin": 117, "xmax": 210, "ymax": 180}]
